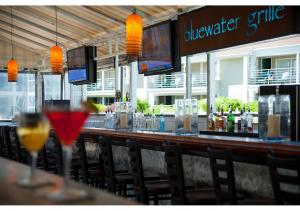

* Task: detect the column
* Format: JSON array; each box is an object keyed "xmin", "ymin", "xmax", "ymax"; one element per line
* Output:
[
  {"xmin": 101, "ymin": 70, "xmax": 104, "ymax": 91},
  {"xmin": 36, "ymin": 72, "xmax": 43, "ymax": 112},
  {"xmin": 242, "ymin": 56, "xmax": 249, "ymax": 103},
  {"xmin": 296, "ymin": 53, "xmax": 299, "ymax": 84},
  {"xmin": 130, "ymin": 61, "xmax": 138, "ymax": 110},
  {"xmin": 207, "ymin": 53, "xmax": 216, "ymax": 115},
  {"xmin": 82, "ymin": 84, "xmax": 87, "ymax": 102},
  {"xmin": 185, "ymin": 56, "xmax": 192, "ymax": 99},
  {"xmin": 115, "ymin": 37, "xmax": 121, "ymax": 91}
]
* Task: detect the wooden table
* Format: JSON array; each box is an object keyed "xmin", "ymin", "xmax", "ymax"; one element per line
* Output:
[
  {"xmin": 80, "ymin": 128, "xmax": 300, "ymax": 165},
  {"xmin": 0, "ymin": 157, "xmax": 138, "ymax": 205}
]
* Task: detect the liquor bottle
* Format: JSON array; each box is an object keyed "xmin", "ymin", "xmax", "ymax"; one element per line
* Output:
[
  {"xmin": 221, "ymin": 108, "xmax": 227, "ymax": 132},
  {"xmin": 159, "ymin": 113, "xmax": 165, "ymax": 132},
  {"xmin": 237, "ymin": 109, "xmax": 243, "ymax": 133},
  {"xmin": 246, "ymin": 108, "xmax": 253, "ymax": 133},
  {"xmin": 241, "ymin": 106, "xmax": 247, "ymax": 133},
  {"xmin": 125, "ymin": 92, "xmax": 130, "ymax": 102},
  {"xmin": 215, "ymin": 107, "xmax": 220, "ymax": 131},
  {"xmin": 104, "ymin": 111, "xmax": 108, "ymax": 128},
  {"xmin": 227, "ymin": 105, "xmax": 235, "ymax": 133},
  {"xmin": 151, "ymin": 109, "xmax": 156, "ymax": 130},
  {"xmin": 208, "ymin": 104, "xmax": 215, "ymax": 130}
]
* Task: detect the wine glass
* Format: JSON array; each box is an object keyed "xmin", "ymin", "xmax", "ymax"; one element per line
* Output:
[
  {"xmin": 45, "ymin": 108, "xmax": 90, "ymax": 201},
  {"xmin": 16, "ymin": 113, "xmax": 51, "ymax": 187}
]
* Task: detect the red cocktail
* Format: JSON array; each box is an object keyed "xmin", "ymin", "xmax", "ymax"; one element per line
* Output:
[
  {"xmin": 46, "ymin": 111, "xmax": 89, "ymax": 146},
  {"xmin": 45, "ymin": 110, "xmax": 89, "ymax": 201}
]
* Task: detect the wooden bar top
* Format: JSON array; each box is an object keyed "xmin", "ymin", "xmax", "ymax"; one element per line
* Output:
[
  {"xmin": 0, "ymin": 157, "xmax": 138, "ymax": 205},
  {"xmin": 80, "ymin": 128, "xmax": 300, "ymax": 160}
]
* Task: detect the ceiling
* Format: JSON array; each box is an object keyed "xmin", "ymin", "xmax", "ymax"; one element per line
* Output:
[{"xmin": 0, "ymin": 5, "xmax": 198, "ymax": 70}]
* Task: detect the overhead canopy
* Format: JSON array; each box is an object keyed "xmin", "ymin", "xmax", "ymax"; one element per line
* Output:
[{"xmin": 0, "ymin": 5, "xmax": 197, "ymax": 70}]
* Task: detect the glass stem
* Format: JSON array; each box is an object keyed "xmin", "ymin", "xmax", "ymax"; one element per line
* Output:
[
  {"xmin": 63, "ymin": 146, "xmax": 72, "ymax": 188},
  {"xmin": 31, "ymin": 152, "xmax": 38, "ymax": 178}
]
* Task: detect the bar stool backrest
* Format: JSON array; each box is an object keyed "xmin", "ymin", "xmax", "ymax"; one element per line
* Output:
[
  {"xmin": 163, "ymin": 142, "xmax": 186, "ymax": 205},
  {"xmin": 52, "ymin": 134, "xmax": 64, "ymax": 176},
  {"xmin": 10, "ymin": 126, "xmax": 23, "ymax": 162},
  {"xmin": 207, "ymin": 146, "xmax": 237, "ymax": 205},
  {"xmin": 99, "ymin": 136, "xmax": 117, "ymax": 193},
  {"xmin": 127, "ymin": 139, "xmax": 147, "ymax": 204},
  {"xmin": 267, "ymin": 152, "xmax": 300, "ymax": 205},
  {"xmin": 0, "ymin": 126, "xmax": 6, "ymax": 156},
  {"xmin": 3, "ymin": 126, "xmax": 13, "ymax": 159},
  {"xmin": 78, "ymin": 134, "xmax": 89, "ymax": 183}
]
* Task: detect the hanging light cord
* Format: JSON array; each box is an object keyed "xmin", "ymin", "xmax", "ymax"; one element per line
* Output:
[
  {"xmin": 55, "ymin": 6, "xmax": 58, "ymax": 45},
  {"xmin": 10, "ymin": 7, "xmax": 13, "ymax": 59}
]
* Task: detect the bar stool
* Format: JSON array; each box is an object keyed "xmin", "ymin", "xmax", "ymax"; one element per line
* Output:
[
  {"xmin": 267, "ymin": 151, "xmax": 300, "ymax": 205},
  {"xmin": 127, "ymin": 139, "xmax": 171, "ymax": 205},
  {"xmin": 50, "ymin": 133, "xmax": 81, "ymax": 180},
  {"xmin": 40, "ymin": 135, "xmax": 63, "ymax": 174},
  {"xmin": 0, "ymin": 126, "xmax": 8, "ymax": 157},
  {"xmin": 163, "ymin": 142, "xmax": 216, "ymax": 205},
  {"xmin": 9, "ymin": 126, "xmax": 29, "ymax": 164},
  {"xmin": 99, "ymin": 136, "xmax": 135, "ymax": 196},
  {"xmin": 77, "ymin": 134, "xmax": 105, "ymax": 188},
  {"xmin": 207, "ymin": 146, "xmax": 238, "ymax": 204},
  {"xmin": 207, "ymin": 146, "xmax": 273, "ymax": 205},
  {"xmin": 1, "ymin": 126, "xmax": 13, "ymax": 159}
]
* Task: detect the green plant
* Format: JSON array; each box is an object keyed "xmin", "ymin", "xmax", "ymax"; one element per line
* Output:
[
  {"xmin": 93, "ymin": 103, "xmax": 106, "ymax": 112},
  {"xmin": 198, "ymin": 99, "xmax": 207, "ymax": 112},
  {"xmin": 243, "ymin": 101, "xmax": 258, "ymax": 112},
  {"xmin": 136, "ymin": 98, "xmax": 150, "ymax": 113},
  {"xmin": 215, "ymin": 97, "xmax": 243, "ymax": 112}
]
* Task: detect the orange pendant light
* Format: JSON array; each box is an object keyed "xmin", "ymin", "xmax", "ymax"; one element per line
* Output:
[
  {"xmin": 50, "ymin": 45, "xmax": 63, "ymax": 74},
  {"xmin": 8, "ymin": 7, "xmax": 18, "ymax": 82},
  {"xmin": 50, "ymin": 6, "xmax": 63, "ymax": 74},
  {"xmin": 126, "ymin": 9, "xmax": 143, "ymax": 59},
  {"xmin": 8, "ymin": 58, "xmax": 18, "ymax": 82}
]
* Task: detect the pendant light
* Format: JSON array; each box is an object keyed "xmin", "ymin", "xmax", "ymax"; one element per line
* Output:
[
  {"xmin": 126, "ymin": 8, "xmax": 143, "ymax": 59},
  {"xmin": 8, "ymin": 7, "xmax": 18, "ymax": 82},
  {"xmin": 50, "ymin": 6, "xmax": 63, "ymax": 74}
]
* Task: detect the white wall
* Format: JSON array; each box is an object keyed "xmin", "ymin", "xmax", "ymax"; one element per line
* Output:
[{"xmin": 217, "ymin": 58, "xmax": 243, "ymax": 99}]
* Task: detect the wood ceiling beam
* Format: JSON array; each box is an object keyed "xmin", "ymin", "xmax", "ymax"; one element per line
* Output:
[
  {"xmin": 83, "ymin": 6, "xmax": 126, "ymax": 25},
  {"xmin": 0, "ymin": 27, "xmax": 49, "ymax": 49},
  {"xmin": 46, "ymin": 6, "xmax": 110, "ymax": 33},
  {"xmin": 0, "ymin": 19, "xmax": 66, "ymax": 48},
  {"xmin": 0, "ymin": 9, "xmax": 79, "ymax": 44},
  {"xmin": 12, "ymin": 6, "xmax": 92, "ymax": 40},
  {"xmin": 0, "ymin": 36, "xmax": 41, "ymax": 55},
  {"xmin": 121, "ymin": 6, "xmax": 154, "ymax": 21}
]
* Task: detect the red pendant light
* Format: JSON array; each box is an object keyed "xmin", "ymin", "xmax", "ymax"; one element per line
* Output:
[
  {"xmin": 126, "ymin": 8, "xmax": 143, "ymax": 59},
  {"xmin": 7, "ymin": 7, "xmax": 18, "ymax": 82},
  {"xmin": 50, "ymin": 6, "xmax": 63, "ymax": 74}
]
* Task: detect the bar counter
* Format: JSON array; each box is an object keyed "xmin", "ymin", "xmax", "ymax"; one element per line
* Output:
[
  {"xmin": 0, "ymin": 157, "xmax": 138, "ymax": 205},
  {"xmin": 81, "ymin": 128, "xmax": 300, "ymax": 161},
  {"xmin": 79, "ymin": 128, "xmax": 300, "ymax": 199}
]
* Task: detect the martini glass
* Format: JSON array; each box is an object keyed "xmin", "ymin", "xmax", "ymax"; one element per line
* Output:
[
  {"xmin": 16, "ymin": 113, "xmax": 51, "ymax": 187},
  {"xmin": 45, "ymin": 109, "xmax": 89, "ymax": 201}
]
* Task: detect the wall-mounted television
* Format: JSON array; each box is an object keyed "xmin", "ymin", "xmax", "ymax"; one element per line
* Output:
[
  {"xmin": 138, "ymin": 20, "xmax": 180, "ymax": 76},
  {"xmin": 67, "ymin": 46, "xmax": 97, "ymax": 85}
]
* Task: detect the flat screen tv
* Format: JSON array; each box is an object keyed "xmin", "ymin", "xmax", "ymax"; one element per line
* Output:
[
  {"xmin": 138, "ymin": 20, "xmax": 180, "ymax": 76},
  {"xmin": 67, "ymin": 46, "xmax": 97, "ymax": 85}
]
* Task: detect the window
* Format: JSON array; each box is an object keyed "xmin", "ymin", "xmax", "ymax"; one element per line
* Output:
[
  {"xmin": 43, "ymin": 74, "xmax": 62, "ymax": 100},
  {"xmin": 0, "ymin": 72, "xmax": 36, "ymax": 119},
  {"xmin": 261, "ymin": 58, "xmax": 271, "ymax": 69}
]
